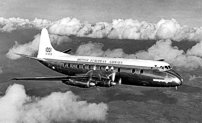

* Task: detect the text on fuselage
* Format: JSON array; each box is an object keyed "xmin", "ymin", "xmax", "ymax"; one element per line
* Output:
[{"xmin": 77, "ymin": 58, "xmax": 123, "ymax": 64}]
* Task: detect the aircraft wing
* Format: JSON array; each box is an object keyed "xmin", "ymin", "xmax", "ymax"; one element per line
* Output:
[
  {"xmin": 12, "ymin": 75, "xmax": 85, "ymax": 81},
  {"xmin": 12, "ymin": 70, "xmax": 117, "ymax": 88}
]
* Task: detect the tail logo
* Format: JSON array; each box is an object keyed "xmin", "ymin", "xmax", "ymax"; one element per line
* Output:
[{"xmin": 45, "ymin": 47, "xmax": 52, "ymax": 55}]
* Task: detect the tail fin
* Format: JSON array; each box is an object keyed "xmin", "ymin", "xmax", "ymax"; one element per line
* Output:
[{"xmin": 37, "ymin": 28, "xmax": 64, "ymax": 59}]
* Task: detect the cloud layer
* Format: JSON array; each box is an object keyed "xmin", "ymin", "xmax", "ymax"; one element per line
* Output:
[
  {"xmin": 75, "ymin": 40, "xmax": 202, "ymax": 70},
  {"xmin": 6, "ymin": 33, "xmax": 72, "ymax": 59},
  {"xmin": 4, "ymin": 17, "xmax": 202, "ymax": 70},
  {"xmin": 0, "ymin": 17, "xmax": 52, "ymax": 32},
  {"xmin": 48, "ymin": 18, "xmax": 202, "ymax": 41},
  {"xmin": 6, "ymin": 31, "xmax": 202, "ymax": 70},
  {"xmin": 0, "ymin": 84, "xmax": 108, "ymax": 123},
  {"xmin": 1, "ymin": 17, "xmax": 202, "ymax": 41}
]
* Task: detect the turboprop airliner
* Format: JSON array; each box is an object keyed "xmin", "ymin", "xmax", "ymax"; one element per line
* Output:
[{"xmin": 12, "ymin": 28, "xmax": 183, "ymax": 89}]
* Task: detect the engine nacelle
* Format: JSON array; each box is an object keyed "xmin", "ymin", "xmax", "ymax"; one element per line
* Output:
[
  {"xmin": 62, "ymin": 79, "xmax": 95, "ymax": 88},
  {"xmin": 96, "ymin": 80, "xmax": 116, "ymax": 87}
]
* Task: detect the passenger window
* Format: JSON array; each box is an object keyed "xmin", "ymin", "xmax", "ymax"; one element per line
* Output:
[
  {"xmin": 140, "ymin": 69, "xmax": 143, "ymax": 74},
  {"xmin": 118, "ymin": 68, "xmax": 120, "ymax": 72},
  {"xmin": 132, "ymin": 69, "xmax": 135, "ymax": 74},
  {"xmin": 99, "ymin": 66, "xmax": 102, "ymax": 70},
  {"xmin": 76, "ymin": 64, "xmax": 79, "ymax": 69},
  {"xmin": 89, "ymin": 65, "xmax": 94, "ymax": 70},
  {"xmin": 79, "ymin": 64, "xmax": 83, "ymax": 69},
  {"xmin": 85, "ymin": 65, "xmax": 89, "ymax": 69},
  {"xmin": 96, "ymin": 65, "xmax": 100, "ymax": 70},
  {"xmin": 70, "ymin": 64, "xmax": 74, "ymax": 68},
  {"xmin": 63, "ymin": 63, "xmax": 66, "ymax": 68}
]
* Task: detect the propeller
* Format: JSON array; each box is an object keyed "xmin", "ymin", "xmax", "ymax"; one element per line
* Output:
[
  {"xmin": 118, "ymin": 78, "xmax": 122, "ymax": 85},
  {"xmin": 111, "ymin": 72, "xmax": 116, "ymax": 82},
  {"xmin": 107, "ymin": 71, "xmax": 117, "ymax": 86}
]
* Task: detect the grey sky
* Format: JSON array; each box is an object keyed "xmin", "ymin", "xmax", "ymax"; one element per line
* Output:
[{"xmin": 0, "ymin": 0, "xmax": 202, "ymax": 27}]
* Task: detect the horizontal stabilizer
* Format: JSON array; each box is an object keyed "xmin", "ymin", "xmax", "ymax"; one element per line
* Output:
[
  {"xmin": 62, "ymin": 49, "xmax": 72, "ymax": 54},
  {"xmin": 157, "ymin": 59, "xmax": 165, "ymax": 61},
  {"xmin": 14, "ymin": 53, "xmax": 44, "ymax": 61}
]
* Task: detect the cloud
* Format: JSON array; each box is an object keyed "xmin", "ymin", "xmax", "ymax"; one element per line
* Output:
[
  {"xmin": 134, "ymin": 40, "xmax": 202, "ymax": 69},
  {"xmin": 156, "ymin": 18, "xmax": 180, "ymax": 40},
  {"xmin": 0, "ymin": 17, "xmax": 52, "ymax": 32},
  {"xmin": 0, "ymin": 84, "xmax": 108, "ymax": 123},
  {"xmin": 49, "ymin": 17, "xmax": 83, "ymax": 36},
  {"xmin": 48, "ymin": 17, "xmax": 202, "ymax": 42},
  {"xmin": 6, "ymin": 34, "xmax": 202, "ymax": 70},
  {"xmin": 0, "ymin": 17, "xmax": 31, "ymax": 32},
  {"xmin": 5, "ymin": 17, "xmax": 202, "ymax": 70},
  {"xmin": 75, "ymin": 42, "xmax": 133, "ymax": 58},
  {"xmin": 74, "ymin": 41, "xmax": 202, "ymax": 70},
  {"xmin": 6, "ymin": 34, "xmax": 72, "ymax": 60},
  {"xmin": 1, "ymin": 17, "xmax": 202, "ymax": 41},
  {"xmin": 189, "ymin": 75, "xmax": 202, "ymax": 81},
  {"xmin": 6, "ymin": 34, "xmax": 40, "ymax": 59},
  {"xmin": 31, "ymin": 18, "xmax": 53, "ymax": 29}
]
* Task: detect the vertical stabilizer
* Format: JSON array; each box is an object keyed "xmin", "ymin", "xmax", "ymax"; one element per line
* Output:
[{"xmin": 37, "ymin": 28, "xmax": 62, "ymax": 59}]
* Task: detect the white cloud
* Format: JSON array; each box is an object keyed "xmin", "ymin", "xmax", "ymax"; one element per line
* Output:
[
  {"xmin": 6, "ymin": 34, "xmax": 72, "ymax": 60},
  {"xmin": 31, "ymin": 18, "xmax": 53, "ymax": 29},
  {"xmin": 156, "ymin": 18, "xmax": 180, "ymax": 40},
  {"xmin": 47, "ymin": 17, "xmax": 202, "ymax": 41},
  {"xmin": 6, "ymin": 34, "xmax": 40, "ymax": 59},
  {"xmin": 0, "ymin": 84, "xmax": 108, "ymax": 123},
  {"xmin": 49, "ymin": 17, "xmax": 83, "ymax": 35},
  {"xmin": 5, "ymin": 17, "xmax": 202, "ymax": 70},
  {"xmin": 1, "ymin": 17, "xmax": 202, "ymax": 42},
  {"xmin": 74, "ymin": 40, "xmax": 202, "ymax": 70}
]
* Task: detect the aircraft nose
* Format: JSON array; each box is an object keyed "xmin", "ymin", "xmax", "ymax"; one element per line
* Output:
[
  {"xmin": 173, "ymin": 77, "xmax": 183, "ymax": 86},
  {"xmin": 166, "ymin": 69, "xmax": 182, "ymax": 86}
]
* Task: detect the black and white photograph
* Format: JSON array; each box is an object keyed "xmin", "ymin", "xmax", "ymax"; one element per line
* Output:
[{"xmin": 0, "ymin": 0, "xmax": 202, "ymax": 122}]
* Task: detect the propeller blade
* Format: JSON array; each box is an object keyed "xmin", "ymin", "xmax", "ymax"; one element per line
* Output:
[
  {"xmin": 118, "ymin": 78, "xmax": 122, "ymax": 85},
  {"xmin": 112, "ymin": 72, "xmax": 116, "ymax": 82}
]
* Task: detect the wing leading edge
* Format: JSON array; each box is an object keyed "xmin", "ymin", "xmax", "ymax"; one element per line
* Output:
[{"xmin": 12, "ymin": 75, "xmax": 84, "ymax": 81}]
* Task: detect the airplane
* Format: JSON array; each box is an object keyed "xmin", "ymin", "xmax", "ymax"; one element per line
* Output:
[{"xmin": 12, "ymin": 28, "xmax": 183, "ymax": 89}]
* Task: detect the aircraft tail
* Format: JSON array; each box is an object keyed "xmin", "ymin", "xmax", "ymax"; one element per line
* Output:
[{"xmin": 37, "ymin": 28, "xmax": 65, "ymax": 59}]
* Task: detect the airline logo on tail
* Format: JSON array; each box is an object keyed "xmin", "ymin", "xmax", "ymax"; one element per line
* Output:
[{"xmin": 45, "ymin": 47, "xmax": 52, "ymax": 55}]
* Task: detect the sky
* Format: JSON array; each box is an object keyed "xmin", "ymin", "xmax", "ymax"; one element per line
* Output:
[{"xmin": 0, "ymin": 0, "xmax": 202, "ymax": 27}]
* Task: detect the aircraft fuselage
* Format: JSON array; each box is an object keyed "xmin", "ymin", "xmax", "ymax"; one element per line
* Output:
[{"xmin": 39, "ymin": 59, "xmax": 182, "ymax": 88}]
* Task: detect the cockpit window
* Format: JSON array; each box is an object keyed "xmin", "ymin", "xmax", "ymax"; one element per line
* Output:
[{"xmin": 154, "ymin": 65, "xmax": 172, "ymax": 71}]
